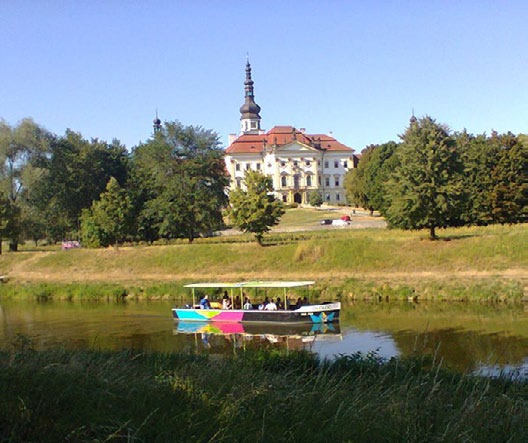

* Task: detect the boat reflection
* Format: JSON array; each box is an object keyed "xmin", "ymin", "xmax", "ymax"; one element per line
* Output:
[{"xmin": 173, "ymin": 321, "xmax": 342, "ymax": 351}]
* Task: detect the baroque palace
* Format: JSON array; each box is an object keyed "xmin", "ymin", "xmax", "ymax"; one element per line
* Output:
[{"xmin": 224, "ymin": 60, "xmax": 357, "ymax": 205}]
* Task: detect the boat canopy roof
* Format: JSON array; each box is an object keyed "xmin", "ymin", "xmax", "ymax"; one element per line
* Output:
[{"xmin": 184, "ymin": 281, "xmax": 315, "ymax": 289}]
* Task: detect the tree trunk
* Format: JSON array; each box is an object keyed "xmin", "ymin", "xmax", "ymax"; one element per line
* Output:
[
  {"xmin": 429, "ymin": 225, "xmax": 438, "ymax": 241},
  {"xmin": 255, "ymin": 233, "xmax": 263, "ymax": 246}
]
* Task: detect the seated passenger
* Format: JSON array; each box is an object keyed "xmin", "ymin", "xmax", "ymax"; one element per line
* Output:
[
  {"xmin": 276, "ymin": 297, "xmax": 284, "ymax": 309},
  {"xmin": 243, "ymin": 297, "xmax": 253, "ymax": 310},
  {"xmin": 259, "ymin": 297, "xmax": 270, "ymax": 310},
  {"xmin": 264, "ymin": 300, "xmax": 277, "ymax": 310},
  {"xmin": 199, "ymin": 295, "xmax": 211, "ymax": 309},
  {"xmin": 222, "ymin": 294, "xmax": 232, "ymax": 310}
]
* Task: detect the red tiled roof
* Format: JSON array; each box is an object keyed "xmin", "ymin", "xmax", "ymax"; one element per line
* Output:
[{"xmin": 225, "ymin": 126, "xmax": 354, "ymax": 154}]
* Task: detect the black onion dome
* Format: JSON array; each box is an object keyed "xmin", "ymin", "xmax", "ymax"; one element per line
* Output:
[{"xmin": 239, "ymin": 59, "xmax": 261, "ymax": 119}]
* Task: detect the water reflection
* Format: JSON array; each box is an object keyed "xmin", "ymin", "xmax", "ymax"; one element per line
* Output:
[
  {"xmin": 0, "ymin": 299, "xmax": 526, "ymax": 378},
  {"xmin": 173, "ymin": 321, "xmax": 342, "ymax": 353}
]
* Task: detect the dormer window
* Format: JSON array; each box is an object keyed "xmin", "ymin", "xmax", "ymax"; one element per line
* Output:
[{"xmin": 280, "ymin": 161, "xmax": 286, "ymax": 168}]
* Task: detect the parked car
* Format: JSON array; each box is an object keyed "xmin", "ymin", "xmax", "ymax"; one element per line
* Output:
[{"xmin": 332, "ymin": 219, "xmax": 351, "ymax": 227}]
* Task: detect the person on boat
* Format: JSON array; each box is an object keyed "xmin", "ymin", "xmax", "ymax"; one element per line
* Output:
[
  {"xmin": 276, "ymin": 297, "xmax": 284, "ymax": 309},
  {"xmin": 302, "ymin": 296, "xmax": 310, "ymax": 306},
  {"xmin": 222, "ymin": 294, "xmax": 232, "ymax": 310},
  {"xmin": 258, "ymin": 297, "xmax": 270, "ymax": 310},
  {"xmin": 264, "ymin": 299, "xmax": 277, "ymax": 310},
  {"xmin": 234, "ymin": 295, "xmax": 242, "ymax": 309},
  {"xmin": 293, "ymin": 297, "xmax": 303, "ymax": 310},
  {"xmin": 199, "ymin": 295, "xmax": 211, "ymax": 309},
  {"xmin": 243, "ymin": 297, "xmax": 253, "ymax": 310}
]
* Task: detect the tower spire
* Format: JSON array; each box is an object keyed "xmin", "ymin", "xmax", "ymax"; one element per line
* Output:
[
  {"xmin": 239, "ymin": 58, "xmax": 262, "ymax": 134},
  {"xmin": 153, "ymin": 109, "xmax": 162, "ymax": 133}
]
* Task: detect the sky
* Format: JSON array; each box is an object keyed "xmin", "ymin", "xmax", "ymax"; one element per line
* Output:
[{"xmin": 2, "ymin": 1, "xmax": 527, "ymax": 153}]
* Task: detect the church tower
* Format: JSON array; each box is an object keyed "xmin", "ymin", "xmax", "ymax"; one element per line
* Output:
[{"xmin": 239, "ymin": 59, "xmax": 262, "ymax": 134}]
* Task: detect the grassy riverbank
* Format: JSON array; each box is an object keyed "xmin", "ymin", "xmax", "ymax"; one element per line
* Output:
[
  {"xmin": 1, "ymin": 222, "xmax": 526, "ymax": 301},
  {"xmin": 0, "ymin": 348, "xmax": 525, "ymax": 443}
]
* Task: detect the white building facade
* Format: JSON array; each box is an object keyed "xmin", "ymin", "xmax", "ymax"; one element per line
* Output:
[{"xmin": 225, "ymin": 61, "xmax": 356, "ymax": 205}]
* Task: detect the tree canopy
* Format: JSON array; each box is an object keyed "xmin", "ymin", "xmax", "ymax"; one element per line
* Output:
[
  {"xmin": 228, "ymin": 170, "xmax": 284, "ymax": 245},
  {"xmin": 131, "ymin": 121, "xmax": 229, "ymax": 243},
  {"xmin": 384, "ymin": 116, "xmax": 465, "ymax": 240}
]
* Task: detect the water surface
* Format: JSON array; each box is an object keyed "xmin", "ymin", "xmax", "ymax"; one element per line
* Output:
[{"xmin": 0, "ymin": 299, "xmax": 526, "ymax": 378}]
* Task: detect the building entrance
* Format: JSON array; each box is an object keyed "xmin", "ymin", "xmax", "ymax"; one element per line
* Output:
[{"xmin": 293, "ymin": 192, "xmax": 302, "ymax": 204}]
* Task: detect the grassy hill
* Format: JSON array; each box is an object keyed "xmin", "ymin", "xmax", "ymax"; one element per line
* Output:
[{"xmin": 1, "ymin": 209, "xmax": 526, "ymax": 301}]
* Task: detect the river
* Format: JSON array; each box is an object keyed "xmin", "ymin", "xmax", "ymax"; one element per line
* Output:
[{"xmin": 0, "ymin": 299, "xmax": 526, "ymax": 378}]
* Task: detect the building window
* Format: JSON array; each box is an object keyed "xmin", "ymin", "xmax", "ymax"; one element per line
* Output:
[
  {"xmin": 256, "ymin": 163, "xmax": 261, "ymax": 170},
  {"xmin": 334, "ymin": 177, "xmax": 340, "ymax": 187},
  {"xmin": 267, "ymin": 163, "xmax": 272, "ymax": 168},
  {"xmin": 318, "ymin": 176, "xmax": 321, "ymax": 185},
  {"xmin": 293, "ymin": 175, "xmax": 299, "ymax": 188},
  {"xmin": 343, "ymin": 160, "xmax": 348, "ymax": 168},
  {"xmin": 235, "ymin": 163, "xmax": 240, "ymax": 171},
  {"xmin": 251, "ymin": 121, "xmax": 257, "ymax": 129},
  {"xmin": 336, "ymin": 193, "xmax": 340, "ymax": 201},
  {"xmin": 282, "ymin": 194, "xmax": 287, "ymax": 202},
  {"xmin": 280, "ymin": 161, "xmax": 286, "ymax": 168},
  {"xmin": 293, "ymin": 161, "xmax": 298, "ymax": 167},
  {"xmin": 306, "ymin": 175, "xmax": 312, "ymax": 186},
  {"xmin": 334, "ymin": 160, "xmax": 339, "ymax": 168},
  {"xmin": 325, "ymin": 177, "xmax": 330, "ymax": 187},
  {"xmin": 324, "ymin": 161, "xmax": 329, "ymax": 168},
  {"xmin": 236, "ymin": 178, "xmax": 242, "ymax": 188},
  {"xmin": 305, "ymin": 160, "xmax": 311, "ymax": 167},
  {"xmin": 245, "ymin": 163, "xmax": 251, "ymax": 170},
  {"xmin": 281, "ymin": 176, "xmax": 287, "ymax": 187},
  {"xmin": 326, "ymin": 193, "xmax": 331, "ymax": 202}
]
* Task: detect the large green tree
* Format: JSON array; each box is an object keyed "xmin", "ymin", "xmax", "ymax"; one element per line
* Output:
[
  {"xmin": 0, "ymin": 118, "xmax": 51, "ymax": 250},
  {"xmin": 344, "ymin": 145, "xmax": 374, "ymax": 211},
  {"xmin": 228, "ymin": 170, "xmax": 284, "ymax": 245},
  {"xmin": 456, "ymin": 131, "xmax": 499, "ymax": 225},
  {"xmin": 131, "ymin": 121, "xmax": 228, "ymax": 243},
  {"xmin": 80, "ymin": 177, "xmax": 133, "ymax": 248},
  {"xmin": 489, "ymin": 133, "xmax": 528, "ymax": 224},
  {"xmin": 385, "ymin": 116, "xmax": 465, "ymax": 240},
  {"xmin": 30, "ymin": 130, "xmax": 129, "ymax": 242}
]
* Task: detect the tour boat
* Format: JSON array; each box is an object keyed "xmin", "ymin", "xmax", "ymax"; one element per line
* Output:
[{"xmin": 172, "ymin": 281, "xmax": 340, "ymax": 325}]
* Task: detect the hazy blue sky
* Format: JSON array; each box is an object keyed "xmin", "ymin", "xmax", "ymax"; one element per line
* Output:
[{"xmin": 2, "ymin": 1, "xmax": 527, "ymax": 152}]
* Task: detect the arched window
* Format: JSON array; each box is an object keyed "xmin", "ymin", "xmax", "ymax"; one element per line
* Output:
[
  {"xmin": 306, "ymin": 175, "xmax": 312, "ymax": 187},
  {"xmin": 281, "ymin": 176, "xmax": 287, "ymax": 187}
]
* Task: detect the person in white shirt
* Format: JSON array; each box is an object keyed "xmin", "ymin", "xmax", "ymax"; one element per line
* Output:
[{"xmin": 264, "ymin": 300, "xmax": 277, "ymax": 311}]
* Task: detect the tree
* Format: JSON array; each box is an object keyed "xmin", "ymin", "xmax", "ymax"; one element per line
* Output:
[
  {"xmin": 385, "ymin": 116, "xmax": 465, "ymax": 240},
  {"xmin": 0, "ymin": 118, "xmax": 51, "ymax": 250},
  {"xmin": 80, "ymin": 177, "xmax": 132, "ymax": 248},
  {"xmin": 489, "ymin": 133, "xmax": 528, "ymax": 224},
  {"xmin": 228, "ymin": 170, "xmax": 285, "ymax": 245},
  {"xmin": 344, "ymin": 146, "xmax": 375, "ymax": 211},
  {"xmin": 0, "ymin": 194, "xmax": 19, "ymax": 254},
  {"xmin": 131, "ymin": 121, "xmax": 228, "ymax": 243},
  {"xmin": 30, "ymin": 130, "xmax": 129, "ymax": 242},
  {"xmin": 456, "ymin": 131, "xmax": 499, "ymax": 226},
  {"xmin": 364, "ymin": 141, "xmax": 399, "ymax": 216},
  {"xmin": 308, "ymin": 190, "xmax": 323, "ymax": 207}
]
